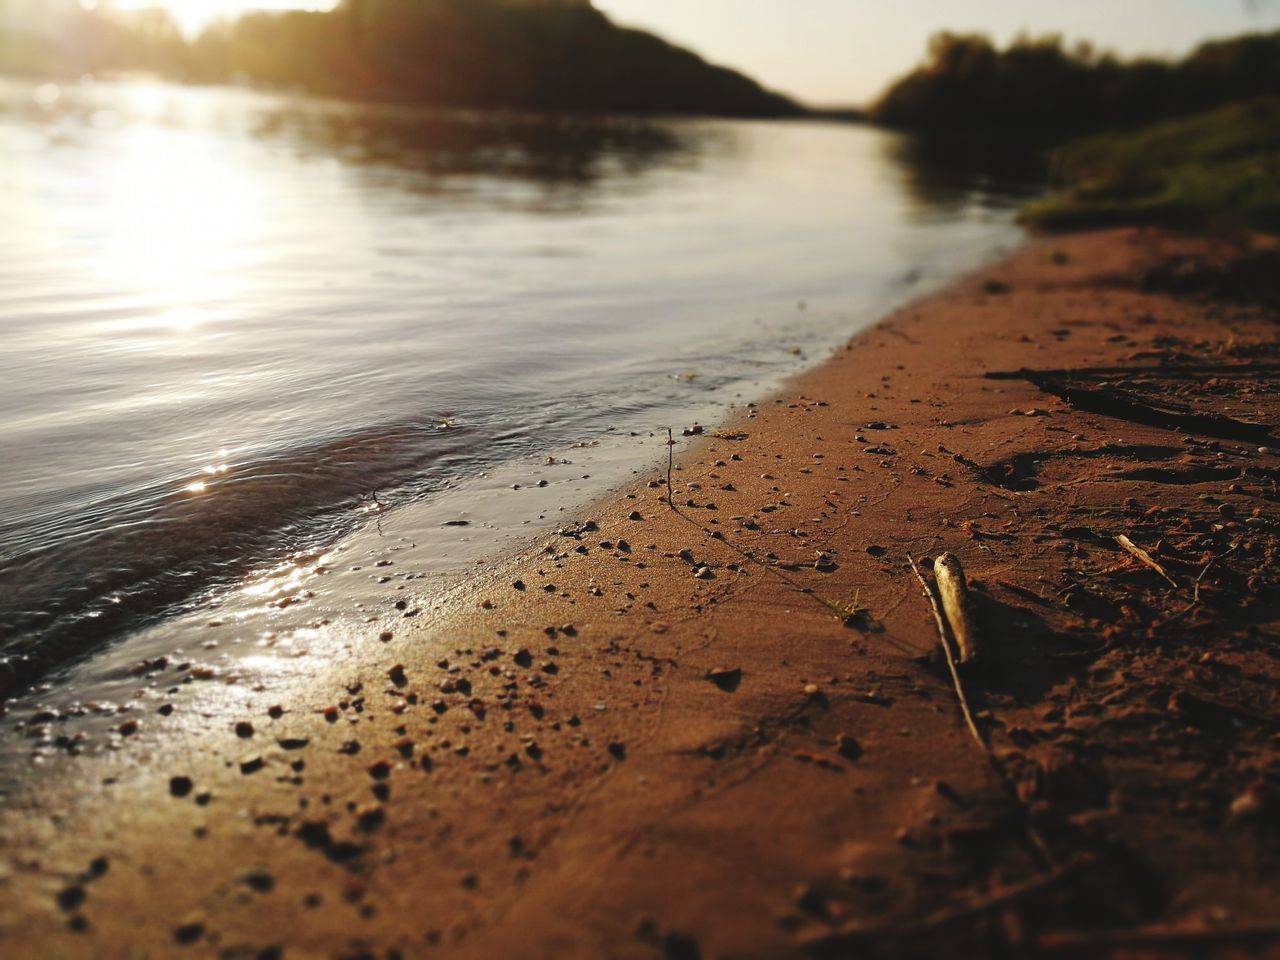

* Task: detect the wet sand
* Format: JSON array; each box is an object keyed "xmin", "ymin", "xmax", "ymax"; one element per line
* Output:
[{"xmin": 3, "ymin": 226, "xmax": 1279, "ymax": 959}]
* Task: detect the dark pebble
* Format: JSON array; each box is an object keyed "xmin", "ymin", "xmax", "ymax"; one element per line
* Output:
[
  {"xmin": 173, "ymin": 921, "xmax": 205, "ymax": 945},
  {"xmin": 56, "ymin": 885, "xmax": 86, "ymax": 911},
  {"xmin": 239, "ymin": 868, "xmax": 275, "ymax": 893}
]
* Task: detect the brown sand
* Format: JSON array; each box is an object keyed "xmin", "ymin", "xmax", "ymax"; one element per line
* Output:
[{"xmin": 3, "ymin": 227, "xmax": 1279, "ymax": 959}]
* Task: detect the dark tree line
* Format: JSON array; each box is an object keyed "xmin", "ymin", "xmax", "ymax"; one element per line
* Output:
[
  {"xmin": 0, "ymin": 0, "xmax": 800, "ymax": 118},
  {"xmin": 871, "ymin": 30, "xmax": 1280, "ymax": 134}
]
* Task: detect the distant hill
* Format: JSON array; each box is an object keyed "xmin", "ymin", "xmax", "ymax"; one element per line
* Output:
[
  {"xmin": 0, "ymin": 0, "xmax": 802, "ymax": 119},
  {"xmin": 871, "ymin": 29, "xmax": 1280, "ymax": 135}
]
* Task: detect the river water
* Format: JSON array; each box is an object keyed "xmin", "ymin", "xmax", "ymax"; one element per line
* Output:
[{"xmin": 0, "ymin": 78, "xmax": 1035, "ymax": 721}]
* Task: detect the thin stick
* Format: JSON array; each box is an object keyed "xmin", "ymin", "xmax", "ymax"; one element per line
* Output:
[
  {"xmin": 666, "ymin": 428, "xmax": 674, "ymax": 508},
  {"xmin": 909, "ymin": 556, "xmax": 984, "ymax": 748},
  {"xmin": 1115, "ymin": 534, "xmax": 1178, "ymax": 588},
  {"xmin": 910, "ymin": 554, "xmax": 1055, "ymax": 869},
  {"xmin": 1155, "ymin": 545, "xmax": 1236, "ymax": 630}
]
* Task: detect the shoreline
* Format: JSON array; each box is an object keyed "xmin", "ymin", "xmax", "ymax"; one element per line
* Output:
[
  {"xmin": 3, "ymin": 226, "xmax": 1279, "ymax": 958},
  {"xmin": 0, "ymin": 220, "xmax": 1016, "ymax": 736}
]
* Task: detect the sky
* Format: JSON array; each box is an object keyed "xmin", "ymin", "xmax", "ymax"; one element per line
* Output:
[
  {"xmin": 594, "ymin": 0, "xmax": 1280, "ymax": 105},
  {"xmin": 113, "ymin": 0, "xmax": 1280, "ymax": 106}
]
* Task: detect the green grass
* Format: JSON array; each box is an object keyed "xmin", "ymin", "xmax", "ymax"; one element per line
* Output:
[
  {"xmin": 821, "ymin": 589, "xmax": 871, "ymax": 627},
  {"xmin": 1021, "ymin": 98, "xmax": 1280, "ymax": 232}
]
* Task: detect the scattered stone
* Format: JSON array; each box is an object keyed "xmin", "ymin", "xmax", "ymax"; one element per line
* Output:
[
  {"xmin": 356, "ymin": 805, "xmax": 386, "ymax": 831},
  {"xmin": 173, "ymin": 919, "xmax": 205, "ymax": 945},
  {"xmin": 706, "ymin": 667, "xmax": 742, "ymax": 692},
  {"xmin": 1230, "ymin": 782, "xmax": 1266, "ymax": 819},
  {"xmin": 238, "ymin": 868, "xmax": 275, "ymax": 893},
  {"xmin": 835, "ymin": 734, "xmax": 862, "ymax": 760},
  {"xmin": 56, "ymin": 885, "xmax": 86, "ymax": 912},
  {"xmin": 169, "ymin": 776, "xmax": 194, "ymax": 798},
  {"xmin": 234, "ymin": 721, "xmax": 254, "ymax": 738}
]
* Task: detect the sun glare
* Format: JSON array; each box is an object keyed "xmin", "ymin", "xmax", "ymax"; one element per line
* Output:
[{"xmin": 114, "ymin": 0, "xmax": 338, "ymax": 37}]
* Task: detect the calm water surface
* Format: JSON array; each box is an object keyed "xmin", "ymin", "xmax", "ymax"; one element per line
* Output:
[{"xmin": 0, "ymin": 78, "xmax": 1037, "ymax": 704}]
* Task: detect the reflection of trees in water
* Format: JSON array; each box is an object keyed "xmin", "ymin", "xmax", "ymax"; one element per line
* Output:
[
  {"xmin": 881, "ymin": 130, "xmax": 1051, "ymax": 218},
  {"xmin": 251, "ymin": 99, "xmax": 711, "ymax": 206}
]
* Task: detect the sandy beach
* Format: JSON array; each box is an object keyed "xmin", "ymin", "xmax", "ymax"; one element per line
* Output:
[{"xmin": 3, "ymin": 226, "xmax": 1279, "ymax": 959}]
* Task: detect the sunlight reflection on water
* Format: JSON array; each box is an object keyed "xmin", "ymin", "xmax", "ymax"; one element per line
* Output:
[{"xmin": 0, "ymin": 77, "xmax": 1040, "ymax": 700}]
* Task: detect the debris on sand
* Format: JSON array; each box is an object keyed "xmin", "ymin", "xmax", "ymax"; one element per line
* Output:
[
  {"xmin": 934, "ymin": 553, "xmax": 980, "ymax": 664},
  {"xmin": 706, "ymin": 667, "xmax": 742, "ymax": 691},
  {"xmin": 1115, "ymin": 534, "xmax": 1178, "ymax": 588}
]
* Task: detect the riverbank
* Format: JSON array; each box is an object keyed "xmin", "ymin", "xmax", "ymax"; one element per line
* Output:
[{"xmin": 3, "ymin": 226, "xmax": 1278, "ymax": 959}]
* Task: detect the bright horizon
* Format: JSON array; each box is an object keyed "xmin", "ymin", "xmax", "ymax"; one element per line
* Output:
[
  {"xmin": 111, "ymin": 0, "xmax": 337, "ymax": 37},
  {"xmin": 111, "ymin": 0, "xmax": 1280, "ymax": 105}
]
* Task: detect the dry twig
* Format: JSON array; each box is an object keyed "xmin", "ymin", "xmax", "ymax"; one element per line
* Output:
[
  {"xmin": 1115, "ymin": 534, "xmax": 1178, "ymax": 588},
  {"xmin": 908, "ymin": 556, "xmax": 983, "ymax": 747},
  {"xmin": 666, "ymin": 427, "xmax": 675, "ymax": 509},
  {"xmin": 935, "ymin": 552, "xmax": 980, "ymax": 663},
  {"xmin": 909, "ymin": 554, "xmax": 1054, "ymax": 869}
]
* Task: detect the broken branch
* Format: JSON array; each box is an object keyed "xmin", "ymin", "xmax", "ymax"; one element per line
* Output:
[
  {"xmin": 1115, "ymin": 534, "xmax": 1178, "ymax": 588},
  {"xmin": 935, "ymin": 552, "xmax": 980, "ymax": 663},
  {"xmin": 908, "ymin": 556, "xmax": 983, "ymax": 748}
]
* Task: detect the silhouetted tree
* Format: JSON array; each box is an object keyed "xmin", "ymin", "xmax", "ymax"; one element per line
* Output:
[
  {"xmin": 872, "ymin": 29, "xmax": 1280, "ymax": 135},
  {"xmin": 0, "ymin": 0, "xmax": 800, "ymax": 118}
]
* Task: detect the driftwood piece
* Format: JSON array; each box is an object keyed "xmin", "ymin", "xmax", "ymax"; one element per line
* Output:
[
  {"xmin": 1115, "ymin": 534, "xmax": 1178, "ymax": 588},
  {"xmin": 934, "ymin": 552, "xmax": 980, "ymax": 663},
  {"xmin": 908, "ymin": 557, "xmax": 983, "ymax": 748},
  {"xmin": 908, "ymin": 555, "xmax": 1055, "ymax": 869}
]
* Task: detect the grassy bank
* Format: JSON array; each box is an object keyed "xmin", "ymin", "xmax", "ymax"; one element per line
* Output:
[{"xmin": 1022, "ymin": 98, "xmax": 1280, "ymax": 231}]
